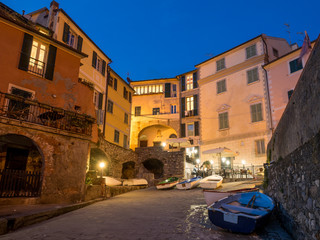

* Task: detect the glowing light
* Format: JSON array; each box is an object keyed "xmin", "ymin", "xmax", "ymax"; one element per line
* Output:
[
  {"xmin": 222, "ymin": 157, "xmax": 226, "ymax": 162},
  {"xmin": 196, "ymin": 159, "xmax": 200, "ymax": 164},
  {"xmin": 210, "ymin": 160, "xmax": 214, "ymax": 165},
  {"xmin": 162, "ymin": 142, "xmax": 166, "ymax": 147},
  {"xmin": 226, "ymin": 160, "xmax": 230, "ymax": 165},
  {"xmin": 99, "ymin": 162, "xmax": 106, "ymax": 169},
  {"xmin": 194, "ymin": 149, "xmax": 198, "ymax": 154},
  {"xmin": 241, "ymin": 160, "xmax": 246, "ymax": 165}
]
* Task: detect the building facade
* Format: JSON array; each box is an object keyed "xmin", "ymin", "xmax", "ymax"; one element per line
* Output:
[
  {"xmin": 196, "ymin": 35, "xmax": 292, "ymax": 170},
  {"xmin": 130, "ymin": 78, "xmax": 180, "ymax": 150}
]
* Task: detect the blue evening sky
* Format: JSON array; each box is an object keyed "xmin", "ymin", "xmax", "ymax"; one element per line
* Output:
[{"xmin": 3, "ymin": 0, "xmax": 319, "ymax": 81}]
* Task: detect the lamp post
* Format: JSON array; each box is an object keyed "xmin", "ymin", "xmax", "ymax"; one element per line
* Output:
[
  {"xmin": 241, "ymin": 160, "xmax": 246, "ymax": 169},
  {"xmin": 196, "ymin": 158, "xmax": 200, "ymax": 175},
  {"xmin": 210, "ymin": 160, "xmax": 214, "ymax": 174},
  {"xmin": 99, "ymin": 162, "xmax": 106, "ymax": 178}
]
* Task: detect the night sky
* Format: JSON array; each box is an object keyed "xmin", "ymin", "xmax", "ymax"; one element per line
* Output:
[{"xmin": 3, "ymin": 0, "xmax": 319, "ymax": 81}]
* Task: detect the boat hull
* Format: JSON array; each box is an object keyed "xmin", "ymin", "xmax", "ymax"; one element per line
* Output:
[
  {"xmin": 176, "ymin": 180, "xmax": 201, "ymax": 190},
  {"xmin": 199, "ymin": 175, "xmax": 223, "ymax": 189},
  {"xmin": 156, "ymin": 181, "xmax": 179, "ymax": 190}
]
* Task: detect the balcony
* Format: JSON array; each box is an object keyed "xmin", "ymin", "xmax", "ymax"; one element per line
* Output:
[
  {"xmin": 28, "ymin": 56, "xmax": 46, "ymax": 77},
  {"xmin": 0, "ymin": 92, "xmax": 95, "ymax": 136}
]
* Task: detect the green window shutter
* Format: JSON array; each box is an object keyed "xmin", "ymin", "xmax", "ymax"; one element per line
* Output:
[
  {"xmin": 114, "ymin": 78, "xmax": 117, "ymax": 90},
  {"xmin": 181, "ymin": 76, "xmax": 186, "ymax": 91},
  {"xmin": 193, "ymin": 72, "xmax": 198, "ymax": 89},
  {"xmin": 62, "ymin": 23, "xmax": 70, "ymax": 43},
  {"xmin": 194, "ymin": 121, "xmax": 199, "ymax": 136},
  {"xmin": 77, "ymin": 36, "xmax": 83, "ymax": 52},
  {"xmin": 251, "ymin": 105, "xmax": 257, "ymax": 122},
  {"xmin": 181, "ymin": 123, "xmax": 186, "ymax": 138},
  {"xmin": 45, "ymin": 45, "xmax": 57, "ymax": 80},
  {"xmin": 257, "ymin": 103, "xmax": 262, "ymax": 121},
  {"xmin": 165, "ymin": 83, "xmax": 171, "ymax": 98},
  {"xmin": 92, "ymin": 51, "xmax": 97, "ymax": 68},
  {"xmin": 181, "ymin": 97, "xmax": 185, "ymax": 118},
  {"xmin": 193, "ymin": 94, "xmax": 198, "ymax": 116},
  {"xmin": 98, "ymin": 92, "xmax": 103, "ymax": 110},
  {"xmin": 18, "ymin": 33, "xmax": 33, "ymax": 71},
  {"xmin": 102, "ymin": 60, "xmax": 106, "ymax": 76}
]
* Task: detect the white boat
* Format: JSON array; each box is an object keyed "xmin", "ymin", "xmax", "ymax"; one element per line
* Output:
[
  {"xmin": 199, "ymin": 175, "xmax": 223, "ymax": 189},
  {"xmin": 122, "ymin": 178, "xmax": 148, "ymax": 186},
  {"xmin": 100, "ymin": 176, "xmax": 122, "ymax": 186},
  {"xmin": 176, "ymin": 176, "xmax": 202, "ymax": 190}
]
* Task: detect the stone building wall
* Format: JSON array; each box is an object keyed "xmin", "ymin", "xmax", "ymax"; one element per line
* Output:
[{"xmin": 266, "ymin": 37, "xmax": 320, "ymax": 240}]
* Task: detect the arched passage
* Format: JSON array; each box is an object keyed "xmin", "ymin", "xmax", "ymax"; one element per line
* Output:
[
  {"xmin": 0, "ymin": 134, "xmax": 43, "ymax": 197},
  {"xmin": 142, "ymin": 158, "xmax": 164, "ymax": 179},
  {"xmin": 121, "ymin": 161, "xmax": 136, "ymax": 179},
  {"xmin": 138, "ymin": 124, "xmax": 177, "ymax": 148},
  {"xmin": 89, "ymin": 148, "xmax": 110, "ymax": 176}
]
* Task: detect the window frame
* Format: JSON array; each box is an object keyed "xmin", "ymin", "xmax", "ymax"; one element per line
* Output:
[
  {"xmin": 247, "ymin": 67, "xmax": 259, "ymax": 84},
  {"xmin": 218, "ymin": 111, "xmax": 229, "ymax": 130},
  {"xmin": 255, "ymin": 139, "xmax": 266, "ymax": 155},
  {"xmin": 186, "ymin": 96, "xmax": 194, "ymax": 111},
  {"xmin": 216, "ymin": 58, "xmax": 226, "ymax": 71},
  {"xmin": 171, "ymin": 104, "xmax": 177, "ymax": 114},
  {"xmin": 124, "ymin": 113, "xmax": 129, "ymax": 124},
  {"xmin": 107, "ymin": 100, "xmax": 113, "ymax": 113},
  {"xmin": 114, "ymin": 130, "xmax": 120, "ymax": 143},
  {"xmin": 246, "ymin": 44, "xmax": 257, "ymax": 59},
  {"xmin": 217, "ymin": 79, "xmax": 227, "ymax": 94},
  {"xmin": 186, "ymin": 75, "xmax": 193, "ymax": 90},
  {"xmin": 187, "ymin": 123, "xmax": 194, "ymax": 137},
  {"xmin": 289, "ymin": 58, "xmax": 303, "ymax": 74},
  {"xmin": 250, "ymin": 103, "xmax": 263, "ymax": 123},
  {"xmin": 152, "ymin": 107, "xmax": 160, "ymax": 115},
  {"xmin": 135, "ymin": 106, "xmax": 141, "ymax": 116}
]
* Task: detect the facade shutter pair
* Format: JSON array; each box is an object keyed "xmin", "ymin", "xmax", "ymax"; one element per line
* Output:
[
  {"xmin": 129, "ymin": 92, "xmax": 132, "ymax": 103},
  {"xmin": 98, "ymin": 92, "xmax": 103, "ymax": 110},
  {"xmin": 19, "ymin": 33, "xmax": 56, "ymax": 81},
  {"xmin": 193, "ymin": 72, "xmax": 198, "ymax": 89},
  {"xmin": 165, "ymin": 83, "xmax": 171, "ymax": 98},
  {"xmin": 181, "ymin": 123, "xmax": 186, "ymax": 138},
  {"xmin": 181, "ymin": 76, "xmax": 186, "ymax": 91},
  {"xmin": 181, "ymin": 97, "xmax": 185, "ymax": 118},
  {"xmin": 92, "ymin": 51, "xmax": 97, "ymax": 68},
  {"xmin": 194, "ymin": 121, "xmax": 199, "ymax": 136},
  {"xmin": 114, "ymin": 78, "xmax": 118, "ymax": 90},
  {"xmin": 102, "ymin": 60, "xmax": 106, "ymax": 76},
  {"xmin": 193, "ymin": 95, "xmax": 198, "ymax": 116},
  {"xmin": 62, "ymin": 23, "xmax": 69, "ymax": 43},
  {"xmin": 77, "ymin": 36, "xmax": 83, "ymax": 52}
]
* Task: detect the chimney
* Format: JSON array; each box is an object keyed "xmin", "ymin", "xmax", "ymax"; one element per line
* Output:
[{"xmin": 47, "ymin": 1, "xmax": 59, "ymax": 31}]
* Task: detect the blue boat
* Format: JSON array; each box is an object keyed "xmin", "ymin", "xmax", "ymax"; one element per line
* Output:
[
  {"xmin": 176, "ymin": 176, "xmax": 202, "ymax": 190},
  {"xmin": 208, "ymin": 191, "xmax": 274, "ymax": 234}
]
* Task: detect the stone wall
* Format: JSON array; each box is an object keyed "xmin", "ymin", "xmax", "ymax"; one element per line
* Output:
[
  {"xmin": 135, "ymin": 146, "xmax": 185, "ymax": 185},
  {"xmin": 266, "ymin": 37, "xmax": 320, "ymax": 240}
]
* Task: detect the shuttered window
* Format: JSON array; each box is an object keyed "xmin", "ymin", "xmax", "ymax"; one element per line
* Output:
[
  {"xmin": 289, "ymin": 58, "xmax": 303, "ymax": 73},
  {"xmin": 165, "ymin": 83, "xmax": 171, "ymax": 98},
  {"xmin": 247, "ymin": 67, "xmax": 259, "ymax": 84},
  {"xmin": 255, "ymin": 139, "xmax": 266, "ymax": 154},
  {"xmin": 217, "ymin": 79, "xmax": 226, "ymax": 94},
  {"xmin": 250, "ymin": 103, "xmax": 263, "ymax": 122},
  {"xmin": 216, "ymin": 58, "xmax": 225, "ymax": 71},
  {"xmin": 219, "ymin": 112, "xmax": 229, "ymax": 130},
  {"xmin": 246, "ymin": 44, "xmax": 257, "ymax": 59},
  {"xmin": 181, "ymin": 76, "xmax": 186, "ymax": 91},
  {"xmin": 194, "ymin": 121, "xmax": 199, "ymax": 136},
  {"xmin": 181, "ymin": 123, "xmax": 186, "ymax": 138}
]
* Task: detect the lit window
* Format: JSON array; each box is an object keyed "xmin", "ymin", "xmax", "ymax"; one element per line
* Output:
[
  {"xmin": 29, "ymin": 39, "xmax": 47, "ymax": 73},
  {"xmin": 186, "ymin": 75, "xmax": 193, "ymax": 90},
  {"xmin": 186, "ymin": 96, "xmax": 194, "ymax": 111}
]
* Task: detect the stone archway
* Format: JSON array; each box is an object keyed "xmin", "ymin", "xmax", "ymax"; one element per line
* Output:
[
  {"xmin": 121, "ymin": 161, "xmax": 136, "ymax": 179},
  {"xmin": 142, "ymin": 158, "xmax": 164, "ymax": 179},
  {"xmin": 89, "ymin": 148, "xmax": 110, "ymax": 176},
  {"xmin": 0, "ymin": 134, "xmax": 44, "ymax": 197}
]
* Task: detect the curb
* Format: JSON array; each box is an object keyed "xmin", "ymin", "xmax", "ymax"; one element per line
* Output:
[{"xmin": 1, "ymin": 198, "xmax": 104, "ymax": 235}]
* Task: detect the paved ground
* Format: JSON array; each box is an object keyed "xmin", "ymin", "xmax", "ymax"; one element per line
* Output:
[{"xmin": 0, "ymin": 187, "xmax": 292, "ymax": 240}]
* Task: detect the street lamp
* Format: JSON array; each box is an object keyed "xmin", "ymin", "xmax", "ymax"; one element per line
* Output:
[
  {"xmin": 99, "ymin": 162, "xmax": 106, "ymax": 178},
  {"xmin": 162, "ymin": 142, "xmax": 166, "ymax": 147},
  {"xmin": 241, "ymin": 160, "xmax": 246, "ymax": 169}
]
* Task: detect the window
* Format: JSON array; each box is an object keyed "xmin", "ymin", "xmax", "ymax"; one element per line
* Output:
[
  {"xmin": 108, "ymin": 77, "xmax": 113, "ymax": 87},
  {"xmin": 133, "ymin": 85, "xmax": 163, "ymax": 95},
  {"xmin": 187, "ymin": 123, "xmax": 194, "ymax": 136},
  {"xmin": 217, "ymin": 79, "xmax": 226, "ymax": 94},
  {"xmin": 219, "ymin": 112, "xmax": 229, "ymax": 130},
  {"xmin": 255, "ymin": 139, "xmax": 266, "ymax": 155},
  {"xmin": 123, "ymin": 87, "xmax": 128, "ymax": 99},
  {"xmin": 114, "ymin": 130, "xmax": 120, "ymax": 143},
  {"xmin": 62, "ymin": 23, "xmax": 82, "ymax": 51},
  {"xmin": 216, "ymin": 58, "xmax": 226, "ymax": 71},
  {"xmin": 186, "ymin": 75, "xmax": 193, "ymax": 90},
  {"xmin": 171, "ymin": 104, "xmax": 177, "ymax": 114},
  {"xmin": 288, "ymin": 90, "xmax": 294, "ymax": 100},
  {"xmin": 273, "ymin": 48, "xmax": 279, "ymax": 58},
  {"xmin": 171, "ymin": 84, "xmax": 177, "ymax": 97},
  {"xmin": 93, "ymin": 91, "xmax": 103, "ymax": 109},
  {"xmin": 114, "ymin": 78, "xmax": 118, "ymax": 90},
  {"xmin": 247, "ymin": 67, "xmax": 259, "ymax": 84},
  {"xmin": 152, "ymin": 108, "xmax": 160, "ymax": 115},
  {"xmin": 29, "ymin": 39, "xmax": 47, "ymax": 76},
  {"xmin": 250, "ymin": 103, "xmax": 263, "ymax": 122},
  {"xmin": 124, "ymin": 113, "xmax": 128, "ymax": 124},
  {"xmin": 123, "ymin": 135, "xmax": 128, "ymax": 148},
  {"xmin": 107, "ymin": 100, "xmax": 113, "ymax": 113},
  {"xmin": 246, "ymin": 44, "xmax": 257, "ymax": 59},
  {"xmin": 135, "ymin": 106, "xmax": 141, "ymax": 116},
  {"xmin": 129, "ymin": 92, "xmax": 132, "ymax": 103},
  {"xmin": 289, "ymin": 58, "xmax": 303, "ymax": 74},
  {"xmin": 8, "ymin": 86, "xmax": 34, "ymax": 119},
  {"xmin": 92, "ymin": 51, "xmax": 106, "ymax": 76},
  {"xmin": 186, "ymin": 96, "xmax": 194, "ymax": 111}
]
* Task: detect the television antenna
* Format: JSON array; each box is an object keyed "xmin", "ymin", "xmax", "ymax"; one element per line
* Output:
[{"xmin": 284, "ymin": 23, "xmax": 291, "ymax": 45}]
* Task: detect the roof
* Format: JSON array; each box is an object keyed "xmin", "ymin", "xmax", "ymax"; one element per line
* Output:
[
  {"xmin": 0, "ymin": 2, "xmax": 87, "ymax": 58},
  {"xmin": 131, "ymin": 77, "xmax": 178, "ymax": 84},
  {"xmin": 176, "ymin": 69, "xmax": 197, "ymax": 77},
  {"xmin": 263, "ymin": 40, "xmax": 317, "ymax": 68},
  {"xmin": 195, "ymin": 34, "xmax": 263, "ymax": 67}
]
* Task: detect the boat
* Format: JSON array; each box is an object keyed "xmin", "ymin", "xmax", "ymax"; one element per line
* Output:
[
  {"xmin": 199, "ymin": 175, "xmax": 223, "ymax": 189},
  {"xmin": 203, "ymin": 187, "xmax": 260, "ymax": 206},
  {"xmin": 122, "ymin": 178, "xmax": 148, "ymax": 186},
  {"xmin": 176, "ymin": 176, "xmax": 202, "ymax": 190},
  {"xmin": 100, "ymin": 176, "xmax": 122, "ymax": 186},
  {"xmin": 156, "ymin": 177, "xmax": 179, "ymax": 190},
  {"xmin": 208, "ymin": 191, "xmax": 274, "ymax": 234}
]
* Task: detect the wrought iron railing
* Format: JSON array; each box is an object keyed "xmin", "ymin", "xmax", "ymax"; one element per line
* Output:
[
  {"xmin": 0, "ymin": 92, "xmax": 95, "ymax": 136},
  {"xmin": 28, "ymin": 56, "xmax": 46, "ymax": 77},
  {"xmin": 0, "ymin": 169, "xmax": 41, "ymax": 197}
]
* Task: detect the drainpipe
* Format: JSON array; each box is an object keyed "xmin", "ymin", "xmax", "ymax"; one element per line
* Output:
[
  {"xmin": 102, "ymin": 64, "xmax": 110, "ymax": 137},
  {"xmin": 261, "ymin": 36, "xmax": 273, "ymax": 133}
]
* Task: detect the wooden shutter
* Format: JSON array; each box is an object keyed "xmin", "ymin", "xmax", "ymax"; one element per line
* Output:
[
  {"xmin": 77, "ymin": 36, "xmax": 83, "ymax": 52},
  {"xmin": 45, "ymin": 45, "xmax": 57, "ymax": 80},
  {"xmin": 181, "ymin": 97, "xmax": 185, "ymax": 118},
  {"xmin": 193, "ymin": 95, "xmax": 198, "ymax": 116},
  {"xmin": 194, "ymin": 121, "xmax": 199, "ymax": 136},
  {"xmin": 193, "ymin": 72, "xmax": 198, "ymax": 89},
  {"xmin": 180, "ymin": 123, "xmax": 186, "ymax": 138},
  {"xmin": 63, "ymin": 23, "xmax": 70, "ymax": 43},
  {"xmin": 165, "ymin": 83, "xmax": 171, "ymax": 98},
  {"xmin": 114, "ymin": 78, "xmax": 117, "ymax": 90},
  {"xmin": 181, "ymin": 76, "xmax": 186, "ymax": 91},
  {"xmin": 129, "ymin": 92, "xmax": 132, "ymax": 103},
  {"xmin": 18, "ymin": 33, "xmax": 33, "ymax": 71},
  {"xmin": 92, "ymin": 51, "xmax": 97, "ymax": 68},
  {"xmin": 102, "ymin": 60, "xmax": 106, "ymax": 76},
  {"xmin": 98, "ymin": 92, "xmax": 103, "ymax": 109}
]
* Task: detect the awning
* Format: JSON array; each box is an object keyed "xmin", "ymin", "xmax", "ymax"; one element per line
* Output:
[{"xmin": 202, "ymin": 147, "xmax": 238, "ymax": 156}]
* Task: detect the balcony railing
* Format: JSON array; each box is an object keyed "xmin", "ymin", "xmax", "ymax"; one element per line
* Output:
[
  {"xmin": 0, "ymin": 92, "xmax": 95, "ymax": 136},
  {"xmin": 28, "ymin": 56, "xmax": 46, "ymax": 77}
]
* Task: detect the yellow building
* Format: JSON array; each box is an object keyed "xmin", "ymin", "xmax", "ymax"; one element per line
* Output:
[
  {"xmin": 130, "ymin": 78, "xmax": 180, "ymax": 150},
  {"xmin": 26, "ymin": 1, "xmax": 111, "ymax": 132},
  {"xmin": 105, "ymin": 68, "xmax": 134, "ymax": 148},
  {"xmin": 196, "ymin": 34, "xmax": 292, "ymax": 170}
]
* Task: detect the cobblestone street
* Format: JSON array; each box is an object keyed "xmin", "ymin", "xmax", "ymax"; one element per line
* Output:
[{"xmin": 0, "ymin": 188, "xmax": 292, "ymax": 240}]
